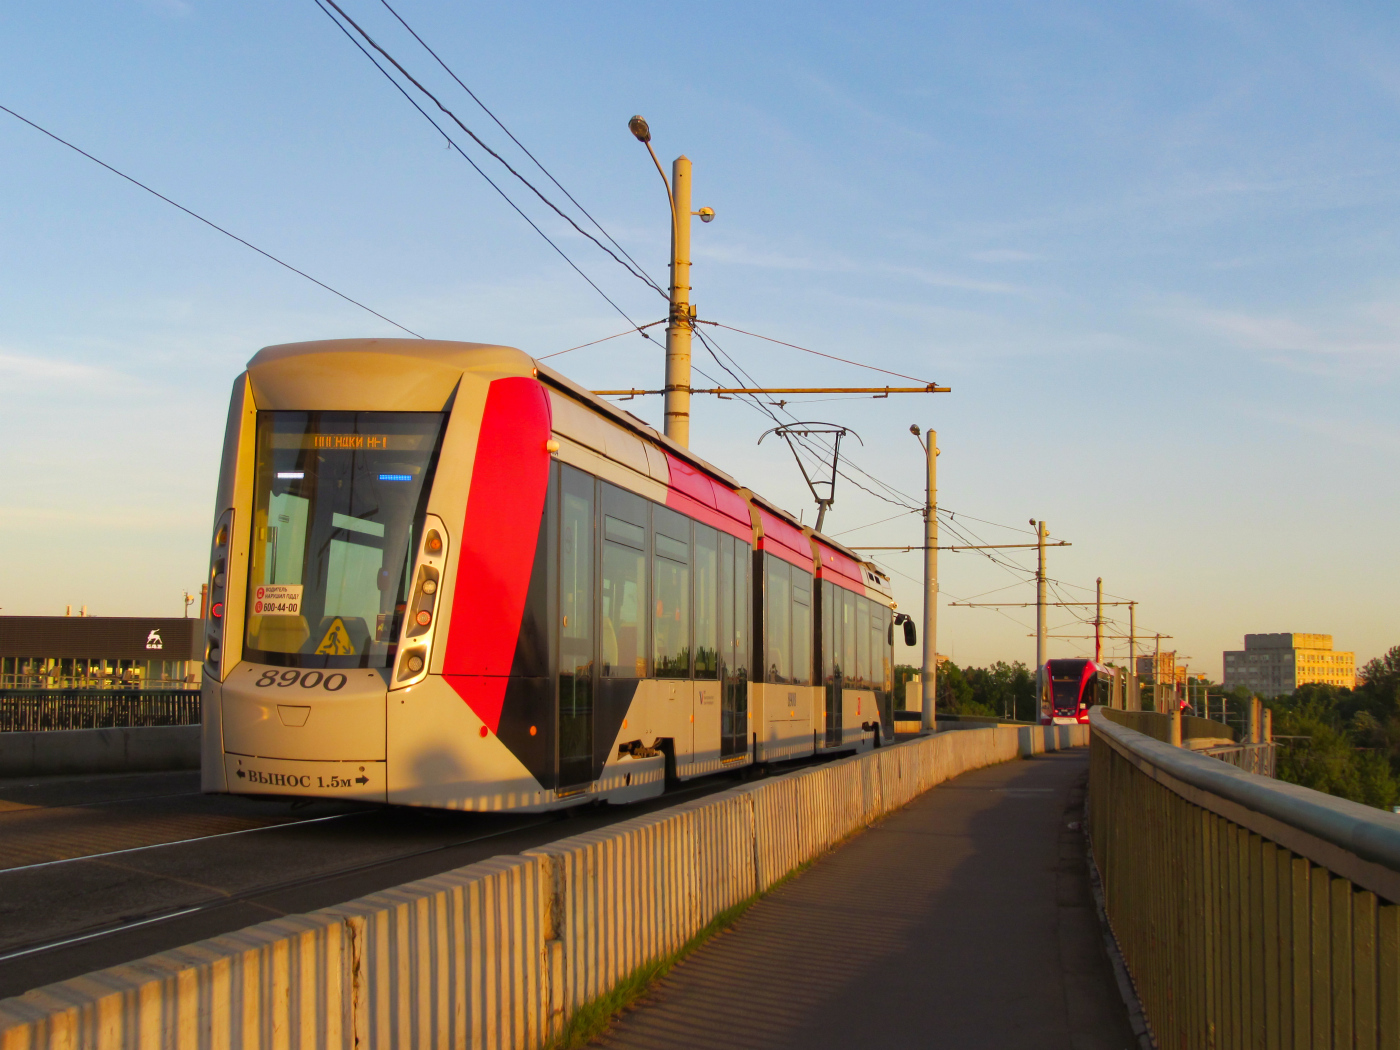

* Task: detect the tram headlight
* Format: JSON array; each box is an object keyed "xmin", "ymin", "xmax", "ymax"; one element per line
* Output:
[
  {"xmin": 415, "ymin": 610, "xmax": 432, "ymax": 627},
  {"xmin": 398, "ymin": 646, "xmax": 428, "ymax": 681}
]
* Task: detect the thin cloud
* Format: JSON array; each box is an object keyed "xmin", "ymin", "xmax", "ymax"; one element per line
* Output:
[
  {"xmin": 0, "ymin": 505, "xmax": 207, "ymax": 530},
  {"xmin": 1165, "ymin": 299, "xmax": 1400, "ymax": 379},
  {"xmin": 970, "ymin": 249, "xmax": 1040, "ymax": 263},
  {"xmin": 695, "ymin": 241, "xmax": 1030, "ymax": 295},
  {"xmin": 0, "ymin": 350, "xmax": 122, "ymax": 386}
]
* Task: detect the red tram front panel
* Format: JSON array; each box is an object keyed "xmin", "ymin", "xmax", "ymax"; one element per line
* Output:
[{"xmin": 1043, "ymin": 658, "xmax": 1111, "ymax": 725}]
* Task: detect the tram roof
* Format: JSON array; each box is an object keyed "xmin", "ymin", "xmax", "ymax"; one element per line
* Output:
[{"xmin": 248, "ymin": 338, "xmax": 889, "ymax": 590}]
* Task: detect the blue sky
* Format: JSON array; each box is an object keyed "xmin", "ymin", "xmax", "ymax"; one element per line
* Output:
[{"xmin": 2, "ymin": 1, "xmax": 1397, "ymax": 677}]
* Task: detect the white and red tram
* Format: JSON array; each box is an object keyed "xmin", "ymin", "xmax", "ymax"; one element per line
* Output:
[{"xmin": 200, "ymin": 339, "xmax": 902, "ymax": 811}]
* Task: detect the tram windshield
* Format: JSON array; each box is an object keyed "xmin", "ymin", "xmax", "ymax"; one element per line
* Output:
[{"xmin": 243, "ymin": 411, "xmax": 445, "ymax": 669}]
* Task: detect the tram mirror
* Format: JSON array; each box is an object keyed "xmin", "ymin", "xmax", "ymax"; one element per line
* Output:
[{"xmin": 903, "ymin": 619, "xmax": 917, "ymax": 647}]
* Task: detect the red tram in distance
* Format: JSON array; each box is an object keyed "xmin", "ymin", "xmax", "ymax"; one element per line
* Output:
[
  {"xmin": 201, "ymin": 339, "xmax": 904, "ymax": 812},
  {"xmin": 1043, "ymin": 658, "xmax": 1112, "ymax": 725}
]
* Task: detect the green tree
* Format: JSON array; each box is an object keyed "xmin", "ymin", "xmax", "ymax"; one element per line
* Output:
[{"xmin": 1266, "ymin": 675, "xmax": 1400, "ymax": 812}]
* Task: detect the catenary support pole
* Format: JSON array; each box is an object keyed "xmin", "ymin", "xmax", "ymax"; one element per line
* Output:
[
  {"xmin": 1095, "ymin": 577, "xmax": 1103, "ymax": 663},
  {"xmin": 1036, "ymin": 520, "xmax": 1048, "ymax": 723},
  {"xmin": 1128, "ymin": 601, "xmax": 1137, "ymax": 710},
  {"xmin": 1154, "ymin": 633, "xmax": 1162, "ymax": 713},
  {"xmin": 664, "ymin": 156, "xmax": 693, "ymax": 446},
  {"xmin": 920, "ymin": 430, "xmax": 938, "ymax": 732}
]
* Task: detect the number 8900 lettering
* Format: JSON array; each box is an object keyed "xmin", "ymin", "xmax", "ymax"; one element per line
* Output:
[{"xmin": 254, "ymin": 669, "xmax": 347, "ymax": 691}]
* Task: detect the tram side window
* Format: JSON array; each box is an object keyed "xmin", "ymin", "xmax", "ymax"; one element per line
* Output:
[
  {"xmin": 732, "ymin": 540, "xmax": 750, "ymax": 684},
  {"xmin": 718, "ymin": 532, "xmax": 734, "ymax": 680},
  {"xmin": 601, "ymin": 512, "xmax": 647, "ymax": 679},
  {"xmin": 765, "ymin": 555, "xmax": 792, "ymax": 683},
  {"xmin": 558, "ymin": 466, "xmax": 594, "ymax": 786},
  {"xmin": 842, "ymin": 589, "xmax": 858, "ymax": 690},
  {"xmin": 873, "ymin": 603, "xmax": 894, "ymax": 735},
  {"xmin": 791, "ymin": 574, "xmax": 813, "ymax": 687},
  {"xmin": 855, "ymin": 596, "xmax": 871, "ymax": 689},
  {"xmin": 652, "ymin": 506, "xmax": 691, "ymax": 679},
  {"xmin": 694, "ymin": 524, "xmax": 718, "ymax": 679},
  {"xmin": 719, "ymin": 532, "xmax": 751, "ymax": 756},
  {"xmin": 874, "ymin": 604, "xmax": 892, "ymax": 693}
]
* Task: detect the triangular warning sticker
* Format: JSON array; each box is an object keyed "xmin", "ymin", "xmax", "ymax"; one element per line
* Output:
[{"xmin": 315, "ymin": 617, "xmax": 355, "ymax": 656}]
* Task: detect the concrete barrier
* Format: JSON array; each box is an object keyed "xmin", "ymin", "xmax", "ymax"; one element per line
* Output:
[
  {"xmin": 0, "ymin": 723, "xmax": 1088, "ymax": 1049},
  {"xmin": 0, "ymin": 726, "xmax": 201, "ymax": 777}
]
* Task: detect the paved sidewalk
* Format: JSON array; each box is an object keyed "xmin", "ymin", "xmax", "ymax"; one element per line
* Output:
[{"xmin": 595, "ymin": 749, "xmax": 1137, "ymax": 1050}]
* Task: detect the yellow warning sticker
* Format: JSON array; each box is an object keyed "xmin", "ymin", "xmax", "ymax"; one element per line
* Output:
[{"xmin": 315, "ymin": 618, "xmax": 356, "ymax": 656}]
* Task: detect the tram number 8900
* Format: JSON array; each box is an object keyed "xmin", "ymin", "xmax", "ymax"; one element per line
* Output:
[{"xmin": 254, "ymin": 669, "xmax": 347, "ymax": 691}]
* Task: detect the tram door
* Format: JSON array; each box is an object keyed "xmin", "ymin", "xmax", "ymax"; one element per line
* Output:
[
  {"xmin": 557, "ymin": 466, "xmax": 594, "ymax": 788},
  {"xmin": 822, "ymin": 581, "xmax": 842, "ymax": 746}
]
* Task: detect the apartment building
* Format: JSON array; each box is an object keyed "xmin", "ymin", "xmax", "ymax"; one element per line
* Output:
[{"xmin": 1222, "ymin": 633, "xmax": 1355, "ymax": 696}]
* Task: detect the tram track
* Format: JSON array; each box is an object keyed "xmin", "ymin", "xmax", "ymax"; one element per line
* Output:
[{"xmin": 0, "ymin": 812, "xmax": 550, "ymax": 965}]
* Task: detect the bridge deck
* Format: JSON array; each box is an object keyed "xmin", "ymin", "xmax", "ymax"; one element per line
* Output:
[{"xmin": 594, "ymin": 749, "xmax": 1137, "ymax": 1050}]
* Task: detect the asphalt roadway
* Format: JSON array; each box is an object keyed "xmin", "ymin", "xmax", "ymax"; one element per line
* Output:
[
  {"xmin": 594, "ymin": 749, "xmax": 1138, "ymax": 1050},
  {"xmin": 0, "ymin": 768, "xmax": 745, "ymax": 1001}
]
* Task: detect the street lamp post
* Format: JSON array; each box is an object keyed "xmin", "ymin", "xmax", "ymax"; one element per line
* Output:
[
  {"xmin": 910, "ymin": 426, "xmax": 937, "ymax": 732},
  {"xmin": 628, "ymin": 115, "xmax": 714, "ymax": 449}
]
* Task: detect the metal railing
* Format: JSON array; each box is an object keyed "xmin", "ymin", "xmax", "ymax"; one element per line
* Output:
[
  {"xmin": 1089, "ymin": 706, "xmax": 1400, "ymax": 1047},
  {"xmin": 0, "ymin": 690, "xmax": 202, "ymax": 732},
  {"xmin": 1106, "ymin": 707, "xmax": 1237, "ymax": 746},
  {"xmin": 0, "ymin": 675, "xmax": 195, "ymax": 690},
  {"xmin": 1200, "ymin": 741, "xmax": 1279, "ymax": 778}
]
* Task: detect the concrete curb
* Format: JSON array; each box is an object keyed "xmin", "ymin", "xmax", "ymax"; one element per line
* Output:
[
  {"xmin": 0, "ymin": 726, "xmax": 201, "ymax": 777},
  {"xmin": 0, "ymin": 723, "xmax": 1088, "ymax": 1049}
]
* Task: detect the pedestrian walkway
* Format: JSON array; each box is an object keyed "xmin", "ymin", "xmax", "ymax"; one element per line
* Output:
[{"xmin": 594, "ymin": 748, "xmax": 1137, "ymax": 1050}]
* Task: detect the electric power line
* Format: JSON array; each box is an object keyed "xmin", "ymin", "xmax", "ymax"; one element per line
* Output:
[
  {"xmin": 373, "ymin": 0, "xmax": 665, "ymax": 297},
  {"xmin": 697, "ymin": 319, "xmax": 939, "ymax": 385},
  {"xmin": 312, "ymin": 0, "xmax": 652, "ymax": 338},
  {"xmin": 319, "ymin": 0, "xmax": 665, "ymax": 300},
  {"xmin": 539, "ymin": 319, "xmax": 666, "ymax": 360},
  {"xmin": 0, "ymin": 103, "xmax": 424, "ymax": 338}
]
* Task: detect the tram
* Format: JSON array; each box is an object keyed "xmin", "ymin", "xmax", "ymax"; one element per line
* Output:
[
  {"xmin": 200, "ymin": 339, "xmax": 902, "ymax": 811},
  {"xmin": 1043, "ymin": 658, "xmax": 1112, "ymax": 725}
]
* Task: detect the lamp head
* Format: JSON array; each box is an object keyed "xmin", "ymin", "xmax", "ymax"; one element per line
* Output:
[
  {"xmin": 628, "ymin": 115, "xmax": 651, "ymax": 143},
  {"xmin": 697, "ymin": 207, "xmax": 715, "ymax": 223},
  {"xmin": 909, "ymin": 424, "xmax": 921, "ymax": 436}
]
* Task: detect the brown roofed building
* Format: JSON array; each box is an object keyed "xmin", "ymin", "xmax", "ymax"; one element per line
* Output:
[{"xmin": 0, "ymin": 616, "xmax": 203, "ymax": 689}]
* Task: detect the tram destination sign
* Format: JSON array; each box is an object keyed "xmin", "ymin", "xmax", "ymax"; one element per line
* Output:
[{"xmin": 271, "ymin": 433, "xmax": 428, "ymax": 451}]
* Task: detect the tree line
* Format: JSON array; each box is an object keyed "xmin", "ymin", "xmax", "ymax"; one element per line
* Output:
[
  {"xmin": 892, "ymin": 646, "xmax": 1400, "ymax": 813},
  {"xmin": 1250, "ymin": 644, "xmax": 1400, "ymax": 811},
  {"xmin": 895, "ymin": 660, "xmax": 1037, "ymax": 722}
]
